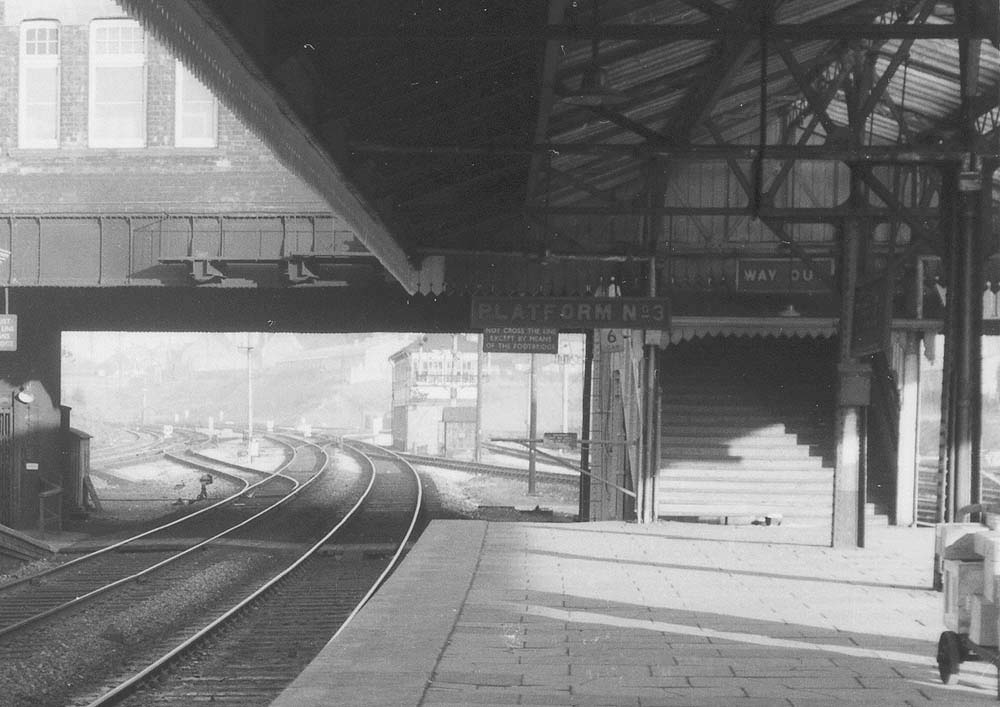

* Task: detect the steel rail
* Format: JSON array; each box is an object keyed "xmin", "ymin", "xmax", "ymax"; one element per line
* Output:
[
  {"xmin": 89, "ymin": 427, "xmax": 207, "ymax": 467},
  {"xmin": 0, "ymin": 463, "xmax": 253, "ymax": 594},
  {"xmin": 88, "ymin": 426, "xmax": 150, "ymax": 463},
  {"xmin": 0, "ymin": 435, "xmax": 313, "ymax": 638},
  {"xmin": 398, "ymin": 448, "xmax": 578, "ymax": 485},
  {"xmin": 329, "ymin": 440, "xmax": 425, "ymax": 642},
  {"xmin": 85, "ymin": 438, "xmax": 382, "ymax": 707}
]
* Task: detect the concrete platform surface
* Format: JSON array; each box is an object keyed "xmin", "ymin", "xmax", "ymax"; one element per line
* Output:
[{"xmin": 272, "ymin": 520, "xmax": 999, "ymax": 706}]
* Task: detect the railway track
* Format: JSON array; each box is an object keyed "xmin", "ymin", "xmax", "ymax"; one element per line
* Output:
[
  {"xmin": 0, "ymin": 436, "xmax": 303, "ymax": 635},
  {"xmin": 0, "ymin": 435, "xmax": 332, "ymax": 705},
  {"xmin": 396, "ymin": 445, "xmax": 578, "ymax": 486},
  {"xmin": 0, "ymin": 435, "xmax": 424, "ymax": 706},
  {"xmin": 76, "ymin": 438, "xmax": 423, "ymax": 707},
  {"xmin": 89, "ymin": 426, "xmax": 211, "ymax": 470}
]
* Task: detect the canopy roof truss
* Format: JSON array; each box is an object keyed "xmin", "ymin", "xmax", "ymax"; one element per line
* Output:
[{"xmin": 116, "ymin": 0, "xmax": 1000, "ymax": 297}]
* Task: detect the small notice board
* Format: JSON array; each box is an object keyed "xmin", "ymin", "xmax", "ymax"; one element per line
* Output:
[
  {"xmin": 543, "ymin": 432, "xmax": 578, "ymax": 448},
  {"xmin": 482, "ymin": 327, "xmax": 558, "ymax": 354},
  {"xmin": 0, "ymin": 315, "xmax": 17, "ymax": 351}
]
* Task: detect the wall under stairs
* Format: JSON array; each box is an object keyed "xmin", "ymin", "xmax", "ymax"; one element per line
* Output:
[{"xmin": 657, "ymin": 336, "xmax": 842, "ymax": 527}]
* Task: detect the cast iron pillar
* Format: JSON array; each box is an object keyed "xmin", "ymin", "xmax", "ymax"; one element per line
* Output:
[
  {"xmin": 832, "ymin": 191, "xmax": 865, "ymax": 548},
  {"xmin": 947, "ymin": 166, "xmax": 985, "ymax": 520}
]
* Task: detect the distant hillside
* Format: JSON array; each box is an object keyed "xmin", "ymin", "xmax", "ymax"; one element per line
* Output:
[{"xmin": 64, "ymin": 365, "xmax": 392, "ymax": 434}]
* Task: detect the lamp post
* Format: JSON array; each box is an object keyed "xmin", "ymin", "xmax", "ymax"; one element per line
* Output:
[
  {"xmin": 528, "ymin": 353, "xmax": 537, "ymax": 495},
  {"xmin": 239, "ymin": 334, "xmax": 254, "ymax": 459}
]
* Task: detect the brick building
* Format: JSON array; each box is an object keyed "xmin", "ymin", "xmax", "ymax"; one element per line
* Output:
[
  {"xmin": 0, "ymin": 0, "xmax": 366, "ymax": 527},
  {"xmin": 389, "ymin": 334, "xmax": 480, "ymax": 457},
  {"xmin": 0, "ymin": 0, "xmax": 373, "ymax": 293}
]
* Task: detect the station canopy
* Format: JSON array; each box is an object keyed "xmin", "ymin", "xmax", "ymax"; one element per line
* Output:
[{"xmin": 117, "ymin": 1, "xmax": 1000, "ymax": 297}]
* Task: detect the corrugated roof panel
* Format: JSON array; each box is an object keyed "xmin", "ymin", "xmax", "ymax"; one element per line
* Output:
[{"xmin": 169, "ymin": 0, "xmax": 1000, "ymax": 267}]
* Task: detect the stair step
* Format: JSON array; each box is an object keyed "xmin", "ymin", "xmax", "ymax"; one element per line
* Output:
[
  {"xmin": 663, "ymin": 480, "xmax": 832, "ymax": 494},
  {"xmin": 657, "ymin": 503, "xmax": 832, "ymax": 521},
  {"xmin": 661, "ymin": 412, "xmax": 831, "ymax": 425},
  {"xmin": 661, "ymin": 469, "xmax": 832, "ymax": 483},
  {"xmin": 660, "ymin": 424, "xmax": 792, "ymax": 437},
  {"xmin": 661, "ymin": 458, "xmax": 830, "ymax": 471},
  {"xmin": 661, "ymin": 433, "xmax": 801, "ymax": 446},
  {"xmin": 660, "ymin": 444, "xmax": 815, "ymax": 459},
  {"xmin": 662, "ymin": 403, "xmax": 782, "ymax": 415},
  {"xmin": 662, "ymin": 489, "xmax": 832, "ymax": 504}
]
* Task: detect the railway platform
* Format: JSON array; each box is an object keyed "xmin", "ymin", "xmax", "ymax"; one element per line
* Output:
[{"xmin": 272, "ymin": 519, "xmax": 998, "ymax": 706}]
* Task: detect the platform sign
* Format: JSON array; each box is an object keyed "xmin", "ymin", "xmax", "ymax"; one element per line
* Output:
[
  {"xmin": 472, "ymin": 297, "xmax": 669, "ymax": 330},
  {"xmin": 543, "ymin": 432, "xmax": 578, "ymax": 448},
  {"xmin": 482, "ymin": 327, "xmax": 558, "ymax": 354},
  {"xmin": 0, "ymin": 315, "xmax": 16, "ymax": 351}
]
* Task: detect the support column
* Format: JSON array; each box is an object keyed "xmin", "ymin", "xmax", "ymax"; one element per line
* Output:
[
  {"xmin": 895, "ymin": 332, "xmax": 921, "ymax": 527},
  {"xmin": 832, "ymin": 174, "xmax": 865, "ymax": 548},
  {"xmin": 637, "ymin": 156, "xmax": 665, "ymax": 525},
  {"xmin": 638, "ymin": 256, "xmax": 660, "ymax": 524},
  {"xmin": 527, "ymin": 353, "xmax": 538, "ymax": 496},
  {"xmin": 938, "ymin": 168, "xmax": 959, "ymax": 521},
  {"xmin": 949, "ymin": 166, "xmax": 985, "ymax": 519},
  {"xmin": 578, "ymin": 331, "xmax": 593, "ymax": 520},
  {"xmin": 639, "ymin": 338, "xmax": 659, "ymax": 524}
]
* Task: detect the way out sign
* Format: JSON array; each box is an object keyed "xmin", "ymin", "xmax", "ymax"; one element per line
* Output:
[
  {"xmin": 0, "ymin": 315, "xmax": 17, "ymax": 351},
  {"xmin": 736, "ymin": 258, "xmax": 834, "ymax": 292}
]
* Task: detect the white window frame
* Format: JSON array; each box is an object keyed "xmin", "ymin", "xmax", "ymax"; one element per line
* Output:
[
  {"xmin": 88, "ymin": 18, "xmax": 146, "ymax": 148},
  {"xmin": 174, "ymin": 60, "xmax": 217, "ymax": 148},
  {"xmin": 18, "ymin": 20, "xmax": 61, "ymax": 149}
]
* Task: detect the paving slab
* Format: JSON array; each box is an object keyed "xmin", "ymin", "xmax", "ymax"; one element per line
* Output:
[{"xmin": 271, "ymin": 519, "xmax": 1000, "ymax": 705}]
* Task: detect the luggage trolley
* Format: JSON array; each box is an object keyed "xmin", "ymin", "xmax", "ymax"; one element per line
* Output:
[
  {"xmin": 935, "ymin": 517, "xmax": 1000, "ymax": 698},
  {"xmin": 937, "ymin": 630, "xmax": 1000, "ymax": 698}
]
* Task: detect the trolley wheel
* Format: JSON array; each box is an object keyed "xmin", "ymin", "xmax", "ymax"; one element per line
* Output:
[{"xmin": 937, "ymin": 631, "xmax": 963, "ymax": 684}]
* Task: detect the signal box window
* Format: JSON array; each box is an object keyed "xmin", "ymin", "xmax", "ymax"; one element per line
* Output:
[
  {"xmin": 175, "ymin": 61, "xmax": 217, "ymax": 147},
  {"xmin": 19, "ymin": 21, "xmax": 60, "ymax": 148},
  {"xmin": 89, "ymin": 19, "xmax": 146, "ymax": 148}
]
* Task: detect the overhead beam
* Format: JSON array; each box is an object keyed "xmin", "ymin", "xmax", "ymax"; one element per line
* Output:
[
  {"xmin": 858, "ymin": 0, "xmax": 937, "ymax": 123},
  {"xmin": 857, "ymin": 167, "xmax": 939, "ymax": 247},
  {"xmin": 114, "ymin": 0, "xmax": 420, "ymax": 294},
  {"xmin": 526, "ymin": 0, "xmax": 572, "ymax": 201},
  {"xmin": 351, "ymin": 140, "xmax": 996, "ymax": 163},
  {"xmin": 318, "ymin": 23, "xmax": 997, "ymax": 43},
  {"xmin": 666, "ymin": 3, "xmax": 758, "ymax": 142},
  {"xmin": 775, "ymin": 41, "xmax": 845, "ymax": 137},
  {"xmin": 675, "ymin": 0, "xmax": 733, "ymax": 19},
  {"xmin": 527, "ymin": 205, "xmax": 937, "ymax": 220}
]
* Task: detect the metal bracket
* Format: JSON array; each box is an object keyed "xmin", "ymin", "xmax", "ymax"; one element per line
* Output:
[
  {"xmin": 189, "ymin": 259, "xmax": 226, "ymax": 284},
  {"xmin": 283, "ymin": 258, "xmax": 319, "ymax": 284},
  {"xmin": 492, "ymin": 438, "xmax": 637, "ymax": 498}
]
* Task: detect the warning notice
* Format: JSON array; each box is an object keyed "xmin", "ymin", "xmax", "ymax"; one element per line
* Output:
[
  {"xmin": 482, "ymin": 327, "xmax": 558, "ymax": 354},
  {"xmin": 0, "ymin": 315, "xmax": 17, "ymax": 351}
]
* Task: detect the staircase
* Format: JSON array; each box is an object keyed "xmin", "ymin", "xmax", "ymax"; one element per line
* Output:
[{"xmin": 656, "ymin": 337, "xmax": 837, "ymax": 527}]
